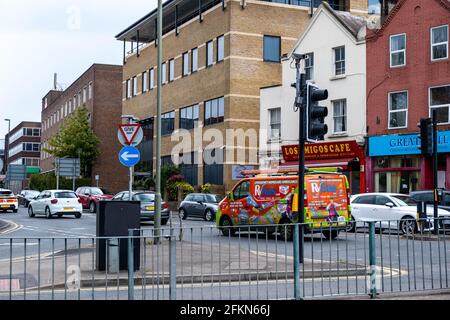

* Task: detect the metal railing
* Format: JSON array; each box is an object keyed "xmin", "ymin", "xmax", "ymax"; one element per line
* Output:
[{"xmin": 0, "ymin": 218, "xmax": 449, "ymax": 300}]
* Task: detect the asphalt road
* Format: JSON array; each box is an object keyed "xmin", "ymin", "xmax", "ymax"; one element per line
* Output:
[{"xmin": 0, "ymin": 207, "xmax": 449, "ymax": 300}]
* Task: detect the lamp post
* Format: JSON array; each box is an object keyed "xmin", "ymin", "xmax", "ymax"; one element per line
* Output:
[{"xmin": 4, "ymin": 119, "xmax": 11, "ymax": 188}]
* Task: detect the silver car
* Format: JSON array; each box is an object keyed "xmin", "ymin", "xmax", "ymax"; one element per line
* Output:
[{"xmin": 178, "ymin": 193, "xmax": 223, "ymax": 222}]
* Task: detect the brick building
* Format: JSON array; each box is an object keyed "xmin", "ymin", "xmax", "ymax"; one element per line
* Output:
[
  {"xmin": 366, "ymin": 0, "xmax": 450, "ymax": 193},
  {"xmin": 41, "ymin": 64, "xmax": 127, "ymax": 193},
  {"xmin": 4, "ymin": 121, "xmax": 41, "ymax": 192},
  {"xmin": 116, "ymin": 0, "xmax": 368, "ymax": 194}
]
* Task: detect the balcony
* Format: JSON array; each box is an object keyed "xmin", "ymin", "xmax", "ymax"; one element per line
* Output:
[{"xmin": 258, "ymin": 0, "xmax": 347, "ymax": 11}]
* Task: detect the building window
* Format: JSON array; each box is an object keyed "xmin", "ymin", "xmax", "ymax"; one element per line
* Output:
[
  {"xmin": 179, "ymin": 152, "xmax": 198, "ymax": 186},
  {"xmin": 263, "ymin": 35, "xmax": 281, "ymax": 63},
  {"xmin": 334, "ymin": 46, "xmax": 345, "ymax": 76},
  {"xmin": 74, "ymin": 95, "xmax": 77, "ymax": 107},
  {"xmin": 161, "ymin": 111, "xmax": 175, "ymax": 135},
  {"xmin": 191, "ymin": 48, "xmax": 198, "ymax": 72},
  {"xmin": 431, "ymin": 25, "xmax": 448, "ymax": 61},
  {"xmin": 217, "ymin": 35, "xmax": 224, "ymax": 62},
  {"xmin": 126, "ymin": 79, "xmax": 131, "ymax": 99},
  {"xmin": 150, "ymin": 68, "xmax": 155, "ymax": 90},
  {"xmin": 161, "ymin": 155, "xmax": 173, "ymax": 167},
  {"xmin": 269, "ymin": 108, "xmax": 281, "ymax": 140},
  {"xmin": 169, "ymin": 59, "xmax": 175, "ymax": 82},
  {"xmin": 206, "ymin": 40, "xmax": 214, "ymax": 67},
  {"xmin": 162, "ymin": 62, "xmax": 167, "ymax": 84},
  {"xmin": 182, "ymin": 52, "xmax": 189, "ymax": 77},
  {"xmin": 83, "ymin": 87, "xmax": 87, "ymax": 103},
  {"xmin": 430, "ymin": 85, "xmax": 450, "ymax": 124},
  {"xmin": 388, "ymin": 91, "xmax": 408, "ymax": 129},
  {"xmin": 142, "ymin": 71, "xmax": 148, "ymax": 93},
  {"xmin": 204, "ymin": 97, "xmax": 225, "ymax": 126},
  {"xmin": 88, "ymin": 82, "xmax": 93, "ymax": 99},
  {"xmin": 132, "ymin": 76, "xmax": 137, "ymax": 96},
  {"xmin": 203, "ymin": 148, "xmax": 223, "ymax": 185},
  {"xmin": 333, "ymin": 99, "xmax": 347, "ymax": 133},
  {"xmin": 390, "ymin": 33, "xmax": 406, "ymax": 67},
  {"xmin": 78, "ymin": 92, "xmax": 82, "ymax": 106},
  {"xmin": 180, "ymin": 105, "xmax": 199, "ymax": 130},
  {"xmin": 305, "ymin": 52, "xmax": 314, "ymax": 80}
]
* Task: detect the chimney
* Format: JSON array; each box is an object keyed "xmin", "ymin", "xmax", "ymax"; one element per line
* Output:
[{"xmin": 53, "ymin": 73, "xmax": 57, "ymax": 90}]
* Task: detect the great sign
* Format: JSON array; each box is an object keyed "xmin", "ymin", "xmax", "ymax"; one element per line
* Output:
[{"xmin": 281, "ymin": 141, "xmax": 363, "ymax": 162}]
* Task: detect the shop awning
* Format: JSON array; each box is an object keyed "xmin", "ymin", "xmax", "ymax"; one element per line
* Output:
[{"xmin": 279, "ymin": 157, "xmax": 359, "ymax": 170}]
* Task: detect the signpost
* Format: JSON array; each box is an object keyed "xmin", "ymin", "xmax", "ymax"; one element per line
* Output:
[
  {"xmin": 119, "ymin": 146, "xmax": 141, "ymax": 200},
  {"xmin": 55, "ymin": 158, "xmax": 81, "ymax": 190}
]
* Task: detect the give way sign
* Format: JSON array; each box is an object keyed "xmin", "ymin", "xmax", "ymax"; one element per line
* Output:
[{"xmin": 118, "ymin": 124, "xmax": 143, "ymax": 146}]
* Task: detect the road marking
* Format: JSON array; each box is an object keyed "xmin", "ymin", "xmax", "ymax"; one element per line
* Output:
[{"xmin": 0, "ymin": 220, "xmax": 22, "ymax": 235}]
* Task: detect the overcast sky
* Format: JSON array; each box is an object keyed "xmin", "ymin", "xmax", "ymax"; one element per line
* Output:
[{"xmin": 0, "ymin": 0, "xmax": 157, "ymax": 139}]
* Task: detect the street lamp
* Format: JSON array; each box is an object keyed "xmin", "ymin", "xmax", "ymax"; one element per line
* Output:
[{"xmin": 4, "ymin": 119, "xmax": 11, "ymax": 186}]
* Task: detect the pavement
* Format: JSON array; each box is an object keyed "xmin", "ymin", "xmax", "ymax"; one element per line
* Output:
[{"xmin": 312, "ymin": 288, "xmax": 450, "ymax": 300}]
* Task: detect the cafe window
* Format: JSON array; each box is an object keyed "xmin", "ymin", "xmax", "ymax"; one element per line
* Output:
[
  {"xmin": 429, "ymin": 85, "xmax": 450, "ymax": 124},
  {"xmin": 333, "ymin": 99, "xmax": 347, "ymax": 133}
]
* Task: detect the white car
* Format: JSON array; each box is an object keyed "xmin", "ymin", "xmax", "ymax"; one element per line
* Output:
[
  {"xmin": 349, "ymin": 193, "xmax": 450, "ymax": 234},
  {"xmin": 28, "ymin": 190, "xmax": 83, "ymax": 219},
  {"xmin": 0, "ymin": 188, "xmax": 18, "ymax": 213}
]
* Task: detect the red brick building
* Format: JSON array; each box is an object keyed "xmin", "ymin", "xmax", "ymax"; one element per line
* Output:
[
  {"xmin": 41, "ymin": 64, "xmax": 127, "ymax": 193},
  {"xmin": 366, "ymin": 0, "xmax": 450, "ymax": 193}
]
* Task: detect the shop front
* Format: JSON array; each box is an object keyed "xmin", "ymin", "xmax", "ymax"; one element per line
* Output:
[
  {"xmin": 367, "ymin": 131, "xmax": 450, "ymax": 193},
  {"xmin": 280, "ymin": 140, "xmax": 366, "ymax": 195}
]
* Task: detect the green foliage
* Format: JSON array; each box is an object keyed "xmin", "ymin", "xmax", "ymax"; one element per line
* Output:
[
  {"xmin": 199, "ymin": 183, "xmax": 212, "ymax": 194},
  {"xmin": 166, "ymin": 175, "xmax": 185, "ymax": 201},
  {"xmin": 160, "ymin": 164, "xmax": 181, "ymax": 195},
  {"xmin": 133, "ymin": 177, "xmax": 155, "ymax": 191},
  {"xmin": 174, "ymin": 181, "xmax": 195, "ymax": 200},
  {"xmin": 44, "ymin": 106, "xmax": 99, "ymax": 177},
  {"xmin": 29, "ymin": 173, "xmax": 91, "ymax": 192}
]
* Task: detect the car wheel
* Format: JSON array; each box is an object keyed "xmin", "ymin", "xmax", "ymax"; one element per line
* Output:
[
  {"xmin": 45, "ymin": 207, "xmax": 53, "ymax": 219},
  {"xmin": 322, "ymin": 230, "xmax": 340, "ymax": 240},
  {"xmin": 400, "ymin": 217, "xmax": 417, "ymax": 235},
  {"xmin": 204, "ymin": 209, "xmax": 214, "ymax": 222},
  {"xmin": 161, "ymin": 218, "xmax": 168, "ymax": 226},
  {"xmin": 279, "ymin": 219, "xmax": 293, "ymax": 241},
  {"xmin": 13, "ymin": 209, "xmax": 18, "ymax": 213},
  {"xmin": 28, "ymin": 206, "xmax": 35, "ymax": 218},
  {"xmin": 345, "ymin": 215, "xmax": 356, "ymax": 233},
  {"xmin": 75, "ymin": 213, "xmax": 82, "ymax": 219},
  {"xmin": 57, "ymin": 214, "xmax": 63, "ymax": 218},
  {"xmin": 219, "ymin": 216, "xmax": 235, "ymax": 237},
  {"xmin": 179, "ymin": 208, "xmax": 188, "ymax": 220},
  {"xmin": 89, "ymin": 202, "xmax": 96, "ymax": 214}
]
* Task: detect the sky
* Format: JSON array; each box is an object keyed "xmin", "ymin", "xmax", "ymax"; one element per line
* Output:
[{"xmin": 0, "ymin": 0, "xmax": 157, "ymax": 139}]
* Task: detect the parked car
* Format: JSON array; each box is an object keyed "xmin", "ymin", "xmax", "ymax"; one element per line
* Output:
[
  {"xmin": 178, "ymin": 193, "xmax": 223, "ymax": 222},
  {"xmin": 28, "ymin": 190, "xmax": 83, "ymax": 219},
  {"xmin": 0, "ymin": 188, "xmax": 18, "ymax": 213},
  {"xmin": 410, "ymin": 190, "xmax": 450, "ymax": 213},
  {"xmin": 75, "ymin": 187, "xmax": 114, "ymax": 213},
  {"xmin": 349, "ymin": 193, "xmax": 450, "ymax": 234},
  {"xmin": 111, "ymin": 191, "xmax": 170, "ymax": 224},
  {"xmin": 17, "ymin": 190, "xmax": 41, "ymax": 208}
]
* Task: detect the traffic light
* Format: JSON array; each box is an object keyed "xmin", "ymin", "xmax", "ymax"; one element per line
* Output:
[
  {"xmin": 418, "ymin": 118, "xmax": 433, "ymax": 156},
  {"xmin": 306, "ymin": 83, "xmax": 328, "ymax": 141}
]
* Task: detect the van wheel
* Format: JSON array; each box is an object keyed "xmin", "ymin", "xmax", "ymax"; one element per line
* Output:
[
  {"xmin": 345, "ymin": 215, "xmax": 356, "ymax": 233},
  {"xmin": 220, "ymin": 216, "xmax": 235, "ymax": 237},
  {"xmin": 279, "ymin": 219, "xmax": 293, "ymax": 241},
  {"xmin": 322, "ymin": 230, "xmax": 340, "ymax": 240}
]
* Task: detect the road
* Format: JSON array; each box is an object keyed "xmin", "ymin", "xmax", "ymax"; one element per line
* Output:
[{"xmin": 0, "ymin": 207, "xmax": 449, "ymax": 300}]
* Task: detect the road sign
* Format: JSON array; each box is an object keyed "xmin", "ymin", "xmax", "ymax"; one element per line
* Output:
[
  {"xmin": 119, "ymin": 146, "xmax": 141, "ymax": 167},
  {"xmin": 6, "ymin": 165, "xmax": 27, "ymax": 181},
  {"xmin": 56, "ymin": 158, "xmax": 81, "ymax": 177},
  {"xmin": 118, "ymin": 124, "xmax": 143, "ymax": 146}
]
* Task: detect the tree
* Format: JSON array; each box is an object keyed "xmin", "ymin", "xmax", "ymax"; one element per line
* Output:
[{"xmin": 44, "ymin": 106, "xmax": 99, "ymax": 177}]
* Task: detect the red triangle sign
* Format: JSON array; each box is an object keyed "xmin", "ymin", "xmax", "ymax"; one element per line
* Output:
[{"xmin": 119, "ymin": 124, "xmax": 141, "ymax": 145}]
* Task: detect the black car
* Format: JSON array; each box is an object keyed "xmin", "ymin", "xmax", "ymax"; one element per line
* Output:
[
  {"xmin": 410, "ymin": 190, "xmax": 450, "ymax": 212},
  {"xmin": 178, "ymin": 193, "xmax": 223, "ymax": 221},
  {"xmin": 17, "ymin": 190, "xmax": 41, "ymax": 208}
]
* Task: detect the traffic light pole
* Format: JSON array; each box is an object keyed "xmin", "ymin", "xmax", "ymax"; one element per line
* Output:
[
  {"xmin": 294, "ymin": 54, "xmax": 306, "ymax": 264},
  {"xmin": 432, "ymin": 110, "xmax": 438, "ymax": 235}
]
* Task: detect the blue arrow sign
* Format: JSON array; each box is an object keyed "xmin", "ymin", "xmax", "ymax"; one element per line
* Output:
[{"xmin": 119, "ymin": 146, "xmax": 141, "ymax": 167}]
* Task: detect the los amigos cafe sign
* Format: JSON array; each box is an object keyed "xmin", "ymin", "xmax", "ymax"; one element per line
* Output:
[{"xmin": 281, "ymin": 141, "xmax": 363, "ymax": 162}]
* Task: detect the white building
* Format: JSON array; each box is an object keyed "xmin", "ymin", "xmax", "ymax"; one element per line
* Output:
[{"xmin": 259, "ymin": 2, "xmax": 368, "ymax": 193}]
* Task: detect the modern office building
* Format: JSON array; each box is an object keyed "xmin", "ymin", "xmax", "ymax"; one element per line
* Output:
[
  {"xmin": 41, "ymin": 64, "xmax": 127, "ymax": 193},
  {"xmin": 3, "ymin": 121, "xmax": 41, "ymax": 192},
  {"xmin": 116, "ymin": 0, "xmax": 368, "ymax": 193}
]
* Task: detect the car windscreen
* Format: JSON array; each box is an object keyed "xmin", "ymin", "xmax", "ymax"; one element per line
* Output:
[
  {"xmin": 55, "ymin": 192, "xmax": 78, "ymax": 199},
  {"xmin": 134, "ymin": 193, "xmax": 155, "ymax": 202},
  {"xmin": 100, "ymin": 188, "xmax": 111, "ymax": 195},
  {"xmin": 391, "ymin": 195, "xmax": 416, "ymax": 206},
  {"xmin": 90, "ymin": 188, "xmax": 104, "ymax": 196},
  {"xmin": 205, "ymin": 194, "xmax": 221, "ymax": 203},
  {"xmin": 27, "ymin": 191, "xmax": 40, "ymax": 197}
]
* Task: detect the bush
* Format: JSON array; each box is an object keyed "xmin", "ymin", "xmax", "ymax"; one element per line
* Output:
[
  {"xmin": 199, "ymin": 183, "xmax": 212, "ymax": 194},
  {"xmin": 161, "ymin": 164, "xmax": 180, "ymax": 195},
  {"xmin": 29, "ymin": 173, "xmax": 91, "ymax": 191},
  {"xmin": 133, "ymin": 177, "xmax": 155, "ymax": 191},
  {"xmin": 175, "ymin": 181, "xmax": 195, "ymax": 199},
  {"xmin": 166, "ymin": 175, "xmax": 186, "ymax": 201}
]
